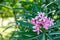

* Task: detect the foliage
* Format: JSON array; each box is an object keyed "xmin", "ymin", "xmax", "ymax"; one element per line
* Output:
[{"xmin": 0, "ymin": 0, "xmax": 60, "ymax": 40}]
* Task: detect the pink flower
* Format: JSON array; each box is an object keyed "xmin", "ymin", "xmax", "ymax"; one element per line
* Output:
[
  {"xmin": 31, "ymin": 18, "xmax": 36, "ymax": 25},
  {"xmin": 38, "ymin": 12, "xmax": 44, "ymax": 17},
  {"xmin": 33, "ymin": 25, "xmax": 42, "ymax": 35},
  {"xmin": 35, "ymin": 16, "xmax": 39, "ymax": 20},
  {"xmin": 30, "ymin": 12, "xmax": 54, "ymax": 35}
]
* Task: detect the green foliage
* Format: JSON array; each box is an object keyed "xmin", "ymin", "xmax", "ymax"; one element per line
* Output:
[{"xmin": 0, "ymin": 0, "xmax": 60, "ymax": 40}]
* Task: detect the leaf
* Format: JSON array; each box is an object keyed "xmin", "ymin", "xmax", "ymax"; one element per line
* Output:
[
  {"xmin": 4, "ymin": 0, "xmax": 13, "ymax": 2},
  {"xmin": 46, "ymin": 34, "xmax": 53, "ymax": 40},
  {"xmin": 42, "ymin": 33, "xmax": 45, "ymax": 40},
  {"xmin": 19, "ymin": 1, "xmax": 33, "ymax": 4},
  {"xmin": 0, "ymin": 34, "xmax": 4, "ymax": 40},
  {"xmin": 54, "ymin": 36, "xmax": 60, "ymax": 40},
  {"xmin": 13, "ymin": 8, "xmax": 25, "ymax": 11},
  {"xmin": 54, "ymin": 0, "xmax": 60, "ymax": 5},
  {"xmin": 26, "ymin": 34, "xmax": 42, "ymax": 40},
  {"xmin": 3, "ymin": 25, "xmax": 13, "ymax": 32},
  {"xmin": 17, "ymin": 20, "xmax": 33, "ymax": 28},
  {"xmin": 49, "ymin": 31, "xmax": 60, "ymax": 35},
  {"xmin": 56, "ymin": 10, "xmax": 60, "ymax": 14}
]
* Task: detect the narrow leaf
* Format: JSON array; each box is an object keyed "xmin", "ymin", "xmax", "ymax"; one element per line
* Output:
[{"xmin": 49, "ymin": 31, "xmax": 60, "ymax": 35}]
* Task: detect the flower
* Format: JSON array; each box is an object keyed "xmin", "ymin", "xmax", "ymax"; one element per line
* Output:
[
  {"xmin": 30, "ymin": 18, "xmax": 36, "ymax": 25},
  {"xmin": 31, "ymin": 12, "xmax": 54, "ymax": 35},
  {"xmin": 33, "ymin": 25, "xmax": 41, "ymax": 34}
]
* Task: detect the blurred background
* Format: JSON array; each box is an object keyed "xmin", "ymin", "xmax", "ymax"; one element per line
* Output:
[{"xmin": 0, "ymin": 0, "xmax": 60, "ymax": 40}]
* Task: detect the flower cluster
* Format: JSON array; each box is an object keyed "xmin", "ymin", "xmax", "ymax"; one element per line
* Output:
[{"xmin": 31, "ymin": 12, "xmax": 54, "ymax": 35}]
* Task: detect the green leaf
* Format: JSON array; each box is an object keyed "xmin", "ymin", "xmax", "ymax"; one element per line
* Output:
[
  {"xmin": 46, "ymin": 34, "xmax": 53, "ymax": 40},
  {"xmin": 54, "ymin": 36, "xmax": 60, "ymax": 40},
  {"xmin": 54, "ymin": 0, "xmax": 60, "ymax": 5},
  {"xmin": 26, "ymin": 34, "xmax": 42, "ymax": 40},
  {"xmin": 13, "ymin": 8, "xmax": 25, "ymax": 11},
  {"xmin": 17, "ymin": 20, "xmax": 33, "ymax": 28},
  {"xmin": 56, "ymin": 10, "xmax": 60, "ymax": 14},
  {"xmin": 19, "ymin": 1, "xmax": 33, "ymax": 4},
  {"xmin": 41, "ymin": 33, "xmax": 45, "ymax": 40},
  {"xmin": 49, "ymin": 31, "xmax": 60, "ymax": 35},
  {"xmin": 4, "ymin": 0, "xmax": 13, "ymax": 2}
]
